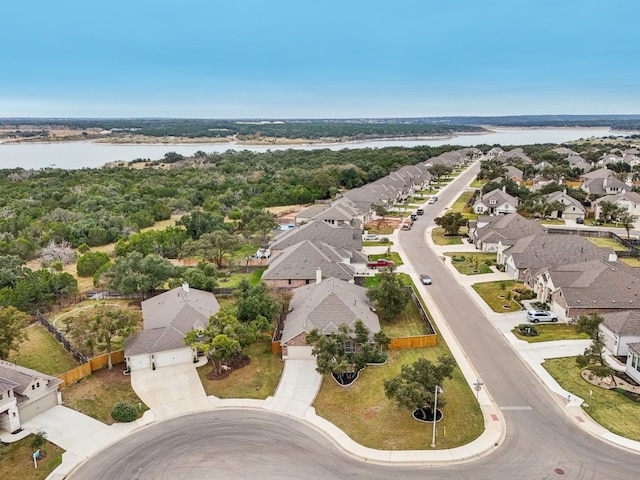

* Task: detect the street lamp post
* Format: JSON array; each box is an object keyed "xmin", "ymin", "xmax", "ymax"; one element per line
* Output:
[{"xmin": 431, "ymin": 385, "xmax": 442, "ymax": 448}]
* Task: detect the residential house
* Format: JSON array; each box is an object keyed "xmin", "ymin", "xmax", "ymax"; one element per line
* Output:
[
  {"xmin": 533, "ymin": 256, "xmax": 640, "ymax": 321},
  {"xmin": 600, "ymin": 310, "xmax": 640, "ymax": 357},
  {"xmin": 580, "ymin": 167, "xmax": 629, "ymax": 196},
  {"xmin": 270, "ymin": 220, "xmax": 362, "ymax": 256},
  {"xmin": 295, "ymin": 202, "xmax": 361, "ymax": 228},
  {"xmin": 279, "ymin": 276, "xmax": 380, "ymax": 359},
  {"xmin": 473, "ymin": 187, "xmax": 519, "ymax": 215},
  {"xmin": 501, "ymin": 233, "xmax": 613, "ymax": 284},
  {"xmin": 262, "ymin": 240, "xmax": 366, "ymax": 289},
  {"xmin": 0, "ymin": 361, "xmax": 62, "ymax": 433},
  {"xmin": 471, "ymin": 213, "xmax": 545, "ymax": 253},
  {"xmin": 124, "ymin": 284, "xmax": 219, "ymax": 371},
  {"xmin": 529, "ymin": 175, "xmax": 557, "ymax": 192},
  {"xmin": 554, "ymin": 147, "xmax": 578, "ymax": 156},
  {"xmin": 546, "ymin": 190, "xmax": 587, "ymax": 221},
  {"xmin": 625, "ymin": 343, "xmax": 640, "ymax": 384},
  {"xmin": 593, "ymin": 192, "xmax": 640, "ymax": 221},
  {"xmin": 495, "ymin": 148, "xmax": 533, "ymax": 165}
]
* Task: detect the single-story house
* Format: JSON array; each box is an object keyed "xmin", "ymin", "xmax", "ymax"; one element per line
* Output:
[
  {"xmin": 0, "ymin": 361, "xmax": 62, "ymax": 433},
  {"xmin": 546, "ymin": 190, "xmax": 586, "ymax": 221},
  {"xmin": 471, "ymin": 213, "xmax": 544, "ymax": 253},
  {"xmin": 124, "ymin": 284, "xmax": 220, "ymax": 371},
  {"xmin": 600, "ymin": 311, "xmax": 640, "ymax": 357},
  {"xmin": 279, "ymin": 276, "xmax": 380, "ymax": 359},
  {"xmin": 626, "ymin": 343, "xmax": 640, "ymax": 384}
]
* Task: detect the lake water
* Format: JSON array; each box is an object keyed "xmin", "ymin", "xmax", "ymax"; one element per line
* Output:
[{"xmin": 0, "ymin": 128, "xmax": 632, "ymax": 170}]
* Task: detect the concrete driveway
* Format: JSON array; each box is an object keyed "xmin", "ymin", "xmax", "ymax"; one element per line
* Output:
[
  {"xmin": 264, "ymin": 358, "xmax": 322, "ymax": 418},
  {"xmin": 131, "ymin": 363, "xmax": 210, "ymax": 421},
  {"xmin": 22, "ymin": 405, "xmax": 127, "ymax": 462}
]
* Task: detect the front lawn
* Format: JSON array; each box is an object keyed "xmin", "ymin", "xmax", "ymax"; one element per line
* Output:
[
  {"xmin": 512, "ymin": 324, "xmax": 590, "ymax": 343},
  {"xmin": 451, "ymin": 191, "xmax": 474, "ymax": 213},
  {"xmin": 379, "ymin": 297, "xmax": 430, "ymax": 337},
  {"xmin": 313, "ymin": 347, "xmax": 483, "ymax": 450},
  {"xmin": 544, "ymin": 358, "xmax": 640, "ymax": 441},
  {"xmin": 368, "ymin": 251, "xmax": 403, "ymax": 267},
  {"xmin": 8, "ymin": 324, "xmax": 79, "ymax": 376},
  {"xmin": 445, "ymin": 253, "xmax": 496, "ymax": 275},
  {"xmin": 62, "ymin": 363, "xmax": 148, "ymax": 424},
  {"xmin": 0, "ymin": 436, "xmax": 63, "ymax": 480},
  {"xmin": 197, "ymin": 341, "xmax": 283, "ymax": 399},
  {"xmin": 431, "ymin": 227, "xmax": 464, "ymax": 246},
  {"xmin": 471, "ymin": 280, "xmax": 525, "ymax": 312}
]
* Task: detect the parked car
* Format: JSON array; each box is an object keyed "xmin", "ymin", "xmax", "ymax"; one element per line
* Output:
[
  {"xmin": 410, "ymin": 213, "xmax": 418, "ymax": 221},
  {"xmin": 401, "ymin": 222, "xmax": 412, "ymax": 230},
  {"xmin": 428, "ymin": 196, "xmax": 438, "ymax": 204},
  {"xmin": 526, "ymin": 310, "xmax": 559, "ymax": 323},
  {"xmin": 363, "ymin": 234, "xmax": 379, "ymax": 241},
  {"xmin": 576, "ymin": 217, "xmax": 584, "ymax": 224},
  {"xmin": 367, "ymin": 258, "xmax": 395, "ymax": 268},
  {"xmin": 420, "ymin": 274, "xmax": 432, "ymax": 285},
  {"xmin": 416, "ymin": 208, "xmax": 424, "ymax": 215}
]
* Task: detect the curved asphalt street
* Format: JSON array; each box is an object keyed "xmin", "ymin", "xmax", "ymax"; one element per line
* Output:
[{"xmin": 70, "ymin": 162, "xmax": 640, "ymax": 480}]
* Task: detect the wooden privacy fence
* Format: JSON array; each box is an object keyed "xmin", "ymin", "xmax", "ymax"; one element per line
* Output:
[
  {"xmin": 57, "ymin": 349, "xmax": 125, "ymax": 389},
  {"xmin": 390, "ymin": 335, "xmax": 437, "ymax": 349}
]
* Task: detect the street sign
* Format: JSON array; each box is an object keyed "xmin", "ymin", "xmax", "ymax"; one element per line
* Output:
[{"xmin": 473, "ymin": 379, "xmax": 484, "ymax": 399}]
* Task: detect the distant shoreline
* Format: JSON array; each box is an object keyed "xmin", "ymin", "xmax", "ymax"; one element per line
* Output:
[{"xmin": 2, "ymin": 125, "xmax": 632, "ymax": 148}]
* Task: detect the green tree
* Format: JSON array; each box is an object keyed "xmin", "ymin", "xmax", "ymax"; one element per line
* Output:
[
  {"xmin": 178, "ymin": 262, "xmax": 221, "ymax": 292},
  {"xmin": 427, "ymin": 164, "xmax": 453, "ymax": 182},
  {"xmin": 598, "ymin": 201, "xmax": 622, "ymax": 223},
  {"xmin": 235, "ymin": 279, "xmax": 281, "ymax": 323},
  {"xmin": 105, "ymin": 252, "xmax": 175, "ymax": 299},
  {"xmin": 434, "ymin": 211, "xmax": 467, "ymax": 236},
  {"xmin": 177, "ymin": 210, "xmax": 228, "ymax": 240},
  {"xmin": 29, "ymin": 430, "xmax": 48, "ymax": 453},
  {"xmin": 68, "ymin": 306, "xmax": 138, "ymax": 368},
  {"xmin": 0, "ymin": 255, "xmax": 28, "ymax": 288},
  {"xmin": 180, "ymin": 230, "xmax": 241, "ymax": 268},
  {"xmin": 366, "ymin": 271, "xmax": 411, "ymax": 321},
  {"xmin": 616, "ymin": 210, "xmax": 636, "ymax": 239},
  {"xmin": 76, "ymin": 251, "xmax": 111, "ymax": 277},
  {"xmin": 384, "ymin": 355, "xmax": 455, "ymax": 413},
  {"xmin": 575, "ymin": 313, "xmax": 615, "ymax": 383},
  {"xmin": 0, "ymin": 306, "xmax": 29, "ymax": 359}
]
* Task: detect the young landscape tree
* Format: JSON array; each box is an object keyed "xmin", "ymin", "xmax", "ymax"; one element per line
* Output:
[
  {"xmin": 235, "ymin": 279, "xmax": 281, "ymax": 323},
  {"xmin": 575, "ymin": 313, "xmax": 615, "ymax": 383},
  {"xmin": 384, "ymin": 355, "xmax": 456, "ymax": 416},
  {"xmin": 366, "ymin": 270, "xmax": 411, "ymax": 321},
  {"xmin": 434, "ymin": 211, "xmax": 467, "ymax": 236},
  {"xmin": 0, "ymin": 306, "xmax": 29, "ymax": 359}
]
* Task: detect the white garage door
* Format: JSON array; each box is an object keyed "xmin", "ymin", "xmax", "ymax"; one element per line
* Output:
[
  {"xmin": 128, "ymin": 354, "xmax": 151, "ymax": 371},
  {"xmin": 20, "ymin": 392, "xmax": 59, "ymax": 422},
  {"xmin": 154, "ymin": 348, "xmax": 193, "ymax": 368},
  {"xmin": 286, "ymin": 346, "xmax": 314, "ymax": 360}
]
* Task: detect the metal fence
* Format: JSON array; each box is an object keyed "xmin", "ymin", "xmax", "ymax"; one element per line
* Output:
[{"xmin": 36, "ymin": 311, "xmax": 89, "ymax": 364}]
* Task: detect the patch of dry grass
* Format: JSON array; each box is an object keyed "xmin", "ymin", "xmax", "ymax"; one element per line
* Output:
[
  {"xmin": 8, "ymin": 324, "xmax": 79, "ymax": 376},
  {"xmin": 197, "ymin": 341, "xmax": 283, "ymax": 399},
  {"xmin": 313, "ymin": 348, "xmax": 483, "ymax": 450},
  {"xmin": 0, "ymin": 436, "xmax": 63, "ymax": 480}
]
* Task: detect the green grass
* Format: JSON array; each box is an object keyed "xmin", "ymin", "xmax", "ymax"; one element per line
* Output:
[
  {"xmin": 363, "ymin": 240, "xmax": 393, "ymax": 247},
  {"xmin": 8, "ymin": 324, "xmax": 79, "ymax": 376},
  {"xmin": 62, "ymin": 364, "xmax": 148, "ymax": 424},
  {"xmin": 620, "ymin": 257, "xmax": 640, "ymax": 267},
  {"xmin": 220, "ymin": 267, "xmax": 266, "ymax": 288},
  {"xmin": 512, "ymin": 324, "xmax": 590, "ymax": 343},
  {"xmin": 469, "ymin": 179, "xmax": 485, "ymax": 188},
  {"xmin": 0, "ymin": 436, "xmax": 63, "ymax": 480},
  {"xmin": 380, "ymin": 298, "xmax": 430, "ymax": 337},
  {"xmin": 313, "ymin": 347, "xmax": 484, "ymax": 450},
  {"xmin": 368, "ymin": 252, "xmax": 403, "ymax": 266},
  {"xmin": 445, "ymin": 252, "xmax": 496, "ymax": 275},
  {"xmin": 471, "ymin": 280, "xmax": 525, "ymax": 312},
  {"xmin": 451, "ymin": 191, "xmax": 474, "ymax": 213},
  {"xmin": 544, "ymin": 358, "xmax": 640, "ymax": 440},
  {"xmin": 197, "ymin": 341, "xmax": 283, "ymax": 399},
  {"xmin": 540, "ymin": 218, "xmax": 566, "ymax": 225},
  {"xmin": 431, "ymin": 227, "xmax": 464, "ymax": 245}
]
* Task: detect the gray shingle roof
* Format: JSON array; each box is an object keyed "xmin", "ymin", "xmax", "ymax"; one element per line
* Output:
[
  {"xmin": 476, "ymin": 213, "xmax": 545, "ymax": 245},
  {"xmin": 281, "ymin": 277, "xmax": 379, "ymax": 344},
  {"xmin": 271, "ymin": 220, "xmax": 361, "ymax": 252},
  {"xmin": 126, "ymin": 286, "xmax": 219, "ymax": 356},
  {"xmin": 263, "ymin": 240, "xmax": 356, "ymax": 282},
  {"xmin": 0, "ymin": 360, "xmax": 62, "ymax": 396},
  {"xmin": 549, "ymin": 260, "xmax": 640, "ymax": 309},
  {"xmin": 602, "ymin": 311, "xmax": 640, "ymax": 336},
  {"xmin": 508, "ymin": 233, "xmax": 612, "ymax": 276}
]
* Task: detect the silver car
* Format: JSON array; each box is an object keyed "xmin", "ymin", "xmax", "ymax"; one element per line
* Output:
[{"xmin": 526, "ymin": 310, "xmax": 558, "ymax": 323}]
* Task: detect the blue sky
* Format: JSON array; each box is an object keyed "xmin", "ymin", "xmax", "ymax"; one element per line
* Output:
[{"xmin": 1, "ymin": 0, "xmax": 639, "ymax": 118}]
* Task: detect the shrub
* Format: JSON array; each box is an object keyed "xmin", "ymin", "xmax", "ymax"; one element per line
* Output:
[
  {"xmin": 379, "ymin": 237, "xmax": 390, "ymax": 244},
  {"xmin": 111, "ymin": 402, "xmax": 138, "ymax": 422}
]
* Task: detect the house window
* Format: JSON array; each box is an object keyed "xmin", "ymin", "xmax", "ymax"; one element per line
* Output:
[
  {"xmin": 0, "ymin": 393, "xmax": 3, "ymax": 400},
  {"xmin": 288, "ymin": 279, "xmax": 292, "ymax": 285},
  {"xmin": 32, "ymin": 384, "xmax": 36, "ymax": 390},
  {"xmin": 489, "ymin": 199, "xmax": 497, "ymax": 205},
  {"xmin": 305, "ymin": 279, "xmax": 310, "ymax": 285},
  {"xmin": 344, "ymin": 341, "xmax": 354, "ymax": 353}
]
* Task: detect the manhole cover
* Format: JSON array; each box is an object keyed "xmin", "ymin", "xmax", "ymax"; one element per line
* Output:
[{"xmin": 554, "ymin": 468, "xmax": 565, "ymax": 475}]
